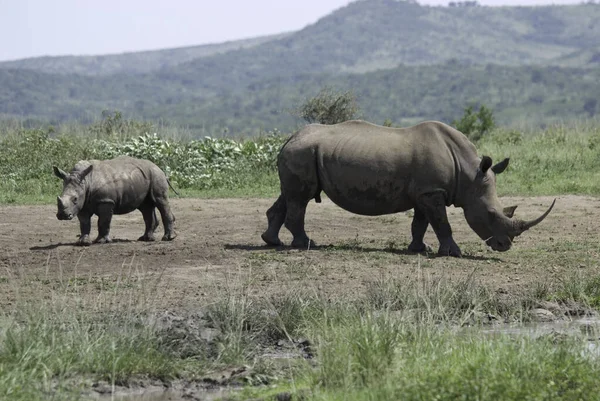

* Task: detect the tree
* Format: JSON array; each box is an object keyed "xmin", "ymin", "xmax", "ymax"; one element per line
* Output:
[{"xmin": 294, "ymin": 87, "xmax": 360, "ymax": 125}]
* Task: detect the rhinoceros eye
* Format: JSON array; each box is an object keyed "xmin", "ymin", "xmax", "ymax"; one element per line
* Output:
[{"xmin": 72, "ymin": 196, "xmax": 78, "ymax": 204}]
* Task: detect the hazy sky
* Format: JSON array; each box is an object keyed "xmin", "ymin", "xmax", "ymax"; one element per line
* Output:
[{"xmin": 0, "ymin": 0, "xmax": 586, "ymax": 61}]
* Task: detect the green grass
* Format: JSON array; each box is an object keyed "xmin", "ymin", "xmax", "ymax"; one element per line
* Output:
[
  {"xmin": 297, "ymin": 320, "xmax": 600, "ymax": 401},
  {"xmin": 478, "ymin": 122, "xmax": 600, "ymax": 196}
]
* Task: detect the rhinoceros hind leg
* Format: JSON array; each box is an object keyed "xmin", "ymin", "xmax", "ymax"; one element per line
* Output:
[
  {"xmin": 285, "ymin": 199, "xmax": 315, "ymax": 249},
  {"xmin": 155, "ymin": 195, "xmax": 176, "ymax": 241},
  {"xmin": 262, "ymin": 195, "xmax": 286, "ymax": 246},
  {"xmin": 418, "ymin": 192, "xmax": 462, "ymax": 258},
  {"xmin": 138, "ymin": 203, "xmax": 158, "ymax": 241},
  {"xmin": 407, "ymin": 207, "xmax": 433, "ymax": 253}
]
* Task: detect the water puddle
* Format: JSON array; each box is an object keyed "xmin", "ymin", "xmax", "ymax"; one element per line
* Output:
[
  {"xmin": 94, "ymin": 386, "xmax": 232, "ymax": 401},
  {"xmin": 474, "ymin": 316, "xmax": 600, "ymax": 356}
]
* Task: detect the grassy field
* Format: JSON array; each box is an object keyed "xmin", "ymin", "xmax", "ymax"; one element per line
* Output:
[
  {"xmin": 2, "ymin": 264, "xmax": 600, "ymax": 401},
  {"xmin": 2, "ymin": 118, "xmax": 600, "ymax": 400}
]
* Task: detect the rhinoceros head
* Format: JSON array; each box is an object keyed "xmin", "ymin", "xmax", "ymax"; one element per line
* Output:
[
  {"xmin": 463, "ymin": 156, "xmax": 555, "ymax": 252},
  {"xmin": 53, "ymin": 163, "xmax": 93, "ymax": 220}
]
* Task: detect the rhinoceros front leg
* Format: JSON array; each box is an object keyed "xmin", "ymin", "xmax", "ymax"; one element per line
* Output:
[
  {"xmin": 76, "ymin": 213, "xmax": 92, "ymax": 246},
  {"xmin": 94, "ymin": 203, "xmax": 114, "ymax": 244},
  {"xmin": 285, "ymin": 199, "xmax": 315, "ymax": 249},
  {"xmin": 407, "ymin": 207, "xmax": 433, "ymax": 253},
  {"xmin": 261, "ymin": 194, "xmax": 286, "ymax": 246},
  {"xmin": 418, "ymin": 192, "xmax": 461, "ymax": 257}
]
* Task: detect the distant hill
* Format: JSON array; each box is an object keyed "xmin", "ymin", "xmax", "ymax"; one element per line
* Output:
[
  {"xmin": 0, "ymin": 33, "xmax": 289, "ymax": 76},
  {"xmin": 2, "ymin": 61, "xmax": 598, "ymax": 134},
  {"xmin": 1, "ymin": 0, "xmax": 600, "ymax": 133}
]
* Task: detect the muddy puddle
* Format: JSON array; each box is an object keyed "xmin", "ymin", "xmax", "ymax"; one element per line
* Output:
[
  {"xmin": 475, "ymin": 316, "xmax": 600, "ymax": 356},
  {"xmin": 94, "ymin": 387, "xmax": 233, "ymax": 401},
  {"xmin": 91, "ymin": 317, "xmax": 600, "ymax": 401}
]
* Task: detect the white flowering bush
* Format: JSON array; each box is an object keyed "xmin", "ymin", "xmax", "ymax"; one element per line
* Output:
[{"xmin": 0, "ymin": 127, "xmax": 288, "ymax": 192}]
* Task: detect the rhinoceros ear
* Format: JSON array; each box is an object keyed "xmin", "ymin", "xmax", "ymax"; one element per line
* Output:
[
  {"xmin": 503, "ymin": 205, "xmax": 518, "ymax": 218},
  {"xmin": 53, "ymin": 166, "xmax": 67, "ymax": 180},
  {"xmin": 78, "ymin": 164, "xmax": 93, "ymax": 180},
  {"xmin": 479, "ymin": 156, "xmax": 493, "ymax": 174},
  {"xmin": 492, "ymin": 158, "xmax": 510, "ymax": 175}
]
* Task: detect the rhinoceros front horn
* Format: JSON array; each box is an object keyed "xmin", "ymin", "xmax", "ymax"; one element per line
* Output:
[{"xmin": 512, "ymin": 199, "xmax": 556, "ymax": 236}]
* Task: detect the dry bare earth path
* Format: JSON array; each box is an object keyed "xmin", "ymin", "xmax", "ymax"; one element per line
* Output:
[{"xmin": 1, "ymin": 195, "xmax": 599, "ymax": 310}]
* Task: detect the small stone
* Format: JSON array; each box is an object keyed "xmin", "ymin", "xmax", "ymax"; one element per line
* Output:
[
  {"xmin": 275, "ymin": 392, "xmax": 293, "ymax": 401},
  {"xmin": 530, "ymin": 308, "xmax": 556, "ymax": 322}
]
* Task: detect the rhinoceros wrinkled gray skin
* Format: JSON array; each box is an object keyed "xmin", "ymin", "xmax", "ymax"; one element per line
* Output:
[
  {"xmin": 262, "ymin": 120, "xmax": 555, "ymax": 257},
  {"xmin": 53, "ymin": 156, "xmax": 176, "ymax": 246}
]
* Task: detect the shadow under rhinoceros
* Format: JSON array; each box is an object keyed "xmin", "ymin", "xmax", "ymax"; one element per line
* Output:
[
  {"xmin": 223, "ymin": 243, "xmax": 503, "ymax": 262},
  {"xmin": 30, "ymin": 238, "xmax": 134, "ymax": 251}
]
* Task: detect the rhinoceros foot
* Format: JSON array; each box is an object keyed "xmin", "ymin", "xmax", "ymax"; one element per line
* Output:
[
  {"xmin": 437, "ymin": 242, "xmax": 462, "ymax": 258},
  {"xmin": 407, "ymin": 242, "xmax": 433, "ymax": 254},
  {"xmin": 138, "ymin": 234, "xmax": 156, "ymax": 242},
  {"xmin": 162, "ymin": 232, "xmax": 177, "ymax": 241},
  {"xmin": 261, "ymin": 232, "xmax": 283, "ymax": 247},
  {"xmin": 76, "ymin": 235, "xmax": 92, "ymax": 246},
  {"xmin": 94, "ymin": 236, "xmax": 112, "ymax": 244},
  {"xmin": 291, "ymin": 237, "xmax": 316, "ymax": 249}
]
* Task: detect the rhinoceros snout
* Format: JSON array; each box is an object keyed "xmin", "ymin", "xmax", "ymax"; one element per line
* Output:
[
  {"xmin": 56, "ymin": 212, "xmax": 74, "ymax": 221},
  {"xmin": 486, "ymin": 237, "xmax": 512, "ymax": 252}
]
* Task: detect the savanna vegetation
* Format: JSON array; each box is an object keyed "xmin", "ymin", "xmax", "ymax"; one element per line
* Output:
[
  {"xmin": 2, "ymin": 107, "xmax": 600, "ymax": 399},
  {"xmin": 2, "ymin": 110, "xmax": 600, "ymax": 205},
  {"xmin": 2, "ymin": 1, "xmax": 600, "ymax": 397}
]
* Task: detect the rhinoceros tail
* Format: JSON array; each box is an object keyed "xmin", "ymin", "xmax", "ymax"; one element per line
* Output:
[
  {"xmin": 167, "ymin": 179, "xmax": 180, "ymax": 196},
  {"xmin": 314, "ymin": 153, "xmax": 322, "ymax": 203}
]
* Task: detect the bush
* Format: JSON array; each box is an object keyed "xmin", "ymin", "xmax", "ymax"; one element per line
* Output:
[
  {"xmin": 452, "ymin": 104, "xmax": 496, "ymax": 141},
  {"xmin": 294, "ymin": 86, "xmax": 360, "ymax": 125}
]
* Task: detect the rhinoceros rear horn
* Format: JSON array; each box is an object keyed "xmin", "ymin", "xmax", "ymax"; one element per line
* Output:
[{"xmin": 513, "ymin": 199, "xmax": 556, "ymax": 236}]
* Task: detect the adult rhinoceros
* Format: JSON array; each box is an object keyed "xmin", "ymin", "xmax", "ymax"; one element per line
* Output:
[
  {"xmin": 261, "ymin": 120, "xmax": 554, "ymax": 257},
  {"xmin": 53, "ymin": 156, "xmax": 176, "ymax": 245}
]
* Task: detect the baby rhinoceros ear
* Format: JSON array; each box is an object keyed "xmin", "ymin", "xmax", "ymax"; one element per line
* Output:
[
  {"xmin": 53, "ymin": 166, "xmax": 68, "ymax": 180},
  {"xmin": 78, "ymin": 164, "xmax": 93, "ymax": 180}
]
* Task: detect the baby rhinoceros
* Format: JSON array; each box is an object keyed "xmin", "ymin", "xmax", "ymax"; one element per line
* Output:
[
  {"xmin": 262, "ymin": 120, "xmax": 555, "ymax": 257},
  {"xmin": 53, "ymin": 156, "xmax": 177, "ymax": 246}
]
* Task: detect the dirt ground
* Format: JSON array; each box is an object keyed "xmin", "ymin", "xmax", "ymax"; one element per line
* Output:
[{"xmin": 1, "ymin": 195, "xmax": 599, "ymax": 311}]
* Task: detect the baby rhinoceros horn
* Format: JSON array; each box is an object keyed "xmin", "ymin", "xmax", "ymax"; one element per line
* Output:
[{"xmin": 511, "ymin": 199, "xmax": 556, "ymax": 236}]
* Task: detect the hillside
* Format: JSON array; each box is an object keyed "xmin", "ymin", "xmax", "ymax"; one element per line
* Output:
[
  {"xmin": 2, "ymin": 0, "xmax": 600, "ymax": 79},
  {"xmin": 2, "ymin": 62, "xmax": 598, "ymax": 134},
  {"xmin": 1, "ymin": 0, "xmax": 600, "ymax": 133},
  {"xmin": 0, "ymin": 33, "xmax": 289, "ymax": 76}
]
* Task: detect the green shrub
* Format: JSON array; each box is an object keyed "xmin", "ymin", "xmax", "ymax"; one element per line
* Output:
[
  {"xmin": 294, "ymin": 86, "xmax": 360, "ymax": 125},
  {"xmin": 452, "ymin": 104, "xmax": 496, "ymax": 141}
]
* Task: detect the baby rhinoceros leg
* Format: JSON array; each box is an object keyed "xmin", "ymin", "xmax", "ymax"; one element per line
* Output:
[
  {"xmin": 93, "ymin": 203, "xmax": 114, "ymax": 244},
  {"xmin": 76, "ymin": 214, "xmax": 92, "ymax": 246},
  {"xmin": 155, "ymin": 196, "xmax": 176, "ymax": 241},
  {"xmin": 138, "ymin": 202, "xmax": 158, "ymax": 242}
]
